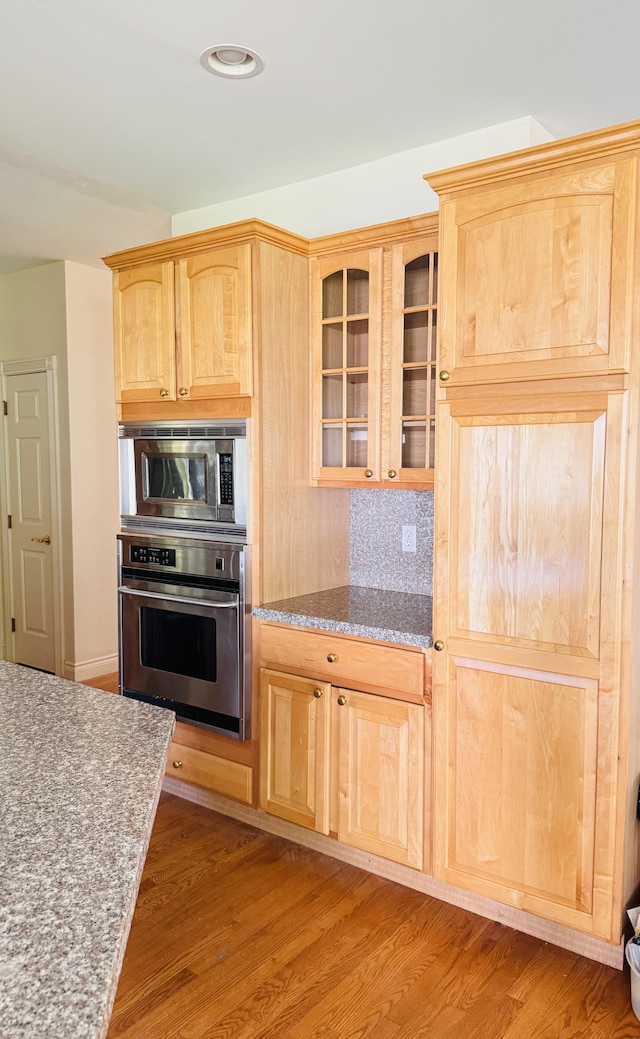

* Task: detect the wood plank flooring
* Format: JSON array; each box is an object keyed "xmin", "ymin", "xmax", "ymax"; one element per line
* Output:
[
  {"xmin": 86, "ymin": 676, "xmax": 640, "ymax": 1037},
  {"xmin": 104, "ymin": 795, "xmax": 640, "ymax": 1039}
]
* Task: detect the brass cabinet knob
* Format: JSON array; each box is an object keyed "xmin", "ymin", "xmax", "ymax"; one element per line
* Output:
[
  {"xmin": 172, "ymin": 760, "xmax": 183, "ymax": 769},
  {"xmin": 178, "ymin": 387, "xmax": 189, "ymax": 396},
  {"xmin": 327, "ymin": 653, "xmax": 337, "ymax": 663},
  {"xmin": 31, "ymin": 535, "xmax": 51, "ymax": 544},
  {"xmin": 159, "ymin": 388, "xmax": 169, "ymax": 397},
  {"xmin": 364, "ymin": 469, "xmax": 374, "ymax": 478},
  {"xmin": 439, "ymin": 370, "xmax": 450, "ymax": 382},
  {"xmin": 337, "ymin": 695, "xmax": 347, "ymax": 706},
  {"xmin": 388, "ymin": 470, "xmax": 397, "ymax": 479},
  {"xmin": 313, "ymin": 688, "xmax": 323, "ymax": 698},
  {"xmin": 433, "ymin": 640, "xmax": 445, "ymax": 651}
]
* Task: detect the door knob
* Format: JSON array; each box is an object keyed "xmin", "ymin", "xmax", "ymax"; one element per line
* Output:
[
  {"xmin": 337, "ymin": 695, "xmax": 347, "ymax": 706},
  {"xmin": 159, "ymin": 388, "xmax": 169, "ymax": 397},
  {"xmin": 327, "ymin": 653, "xmax": 337, "ymax": 663},
  {"xmin": 434, "ymin": 639, "xmax": 445, "ymax": 651},
  {"xmin": 439, "ymin": 370, "xmax": 450, "ymax": 382},
  {"xmin": 364, "ymin": 469, "xmax": 374, "ymax": 478},
  {"xmin": 31, "ymin": 535, "xmax": 51, "ymax": 545},
  {"xmin": 172, "ymin": 760, "xmax": 183, "ymax": 769},
  {"xmin": 313, "ymin": 688, "xmax": 323, "ymax": 698},
  {"xmin": 387, "ymin": 470, "xmax": 397, "ymax": 479},
  {"xmin": 178, "ymin": 387, "xmax": 189, "ymax": 396}
]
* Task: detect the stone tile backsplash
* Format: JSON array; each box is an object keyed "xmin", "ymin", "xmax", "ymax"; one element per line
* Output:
[{"xmin": 350, "ymin": 489, "xmax": 434, "ymax": 595}]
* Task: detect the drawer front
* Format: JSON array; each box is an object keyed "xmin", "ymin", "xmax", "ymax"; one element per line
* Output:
[
  {"xmin": 260, "ymin": 624, "xmax": 424, "ymax": 702},
  {"xmin": 166, "ymin": 742, "xmax": 253, "ymax": 805}
]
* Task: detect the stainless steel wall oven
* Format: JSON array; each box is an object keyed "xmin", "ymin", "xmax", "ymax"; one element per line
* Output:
[{"xmin": 117, "ymin": 533, "xmax": 251, "ymax": 739}]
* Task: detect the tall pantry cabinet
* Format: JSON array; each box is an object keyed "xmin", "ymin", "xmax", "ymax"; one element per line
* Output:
[{"xmin": 426, "ymin": 121, "xmax": 640, "ymax": 946}]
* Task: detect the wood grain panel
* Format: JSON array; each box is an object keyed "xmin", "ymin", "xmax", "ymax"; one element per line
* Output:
[
  {"xmin": 336, "ymin": 688, "xmax": 424, "ymax": 869},
  {"xmin": 113, "ymin": 261, "xmax": 175, "ymax": 402},
  {"xmin": 259, "ymin": 669, "xmax": 330, "ymax": 832},
  {"xmin": 177, "ymin": 244, "xmax": 252, "ymax": 398},
  {"xmin": 446, "ymin": 396, "xmax": 607, "ymax": 660},
  {"xmin": 166, "ymin": 742, "xmax": 252, "ymax": 805},
  {"xmin": 259, "ymin": 623, "xmax": 425, "ymax": 701},
  {"xmin": 436, "ymin": 159, "xmax": 636, "ymax": 385},
  {"xmin": 435, "ymin": 655, "xmax": 599, "ymax": 929}
]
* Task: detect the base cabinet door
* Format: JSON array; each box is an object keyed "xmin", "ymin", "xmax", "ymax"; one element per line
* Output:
[
  {"xmin": 335, "ymin": 687, "xmax": 424, "ymax": 869},
  {"xmin": 259, "ymin": 669, "xmax": 331, "ymax": 833}
]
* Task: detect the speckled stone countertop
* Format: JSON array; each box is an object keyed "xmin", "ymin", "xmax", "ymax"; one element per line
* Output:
[
  {"xmin": 0, "ymin": 662, "xmax": 175, "ymax": 1039},
  {"xmin": 253, "ymin": 585, "xmax": 433, "ymax": 648}
]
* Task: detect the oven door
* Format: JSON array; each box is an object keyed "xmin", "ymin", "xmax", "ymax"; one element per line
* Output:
[{"xmin": 119, "ymin": 580, "xmax": 241, "ymax": 734}]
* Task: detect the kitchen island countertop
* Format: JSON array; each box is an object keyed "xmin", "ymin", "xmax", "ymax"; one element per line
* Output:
[
  {"xmin": 253, "ymin": 585, "xmax": 433, "ymax": 648},
  {"xmin": 0, "ymin": 661, "xmax": 175, "ymax": 1039}
]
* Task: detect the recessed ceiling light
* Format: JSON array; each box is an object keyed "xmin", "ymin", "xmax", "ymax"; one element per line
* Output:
[{"xmin": 199, "ymin": 44, "xmax": 265, "ymax": 79}]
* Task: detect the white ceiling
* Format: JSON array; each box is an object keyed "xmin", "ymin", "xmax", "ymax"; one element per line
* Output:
[{"xmin": 1, "ymin": 0, "xmax": 639, "ymax": 276}]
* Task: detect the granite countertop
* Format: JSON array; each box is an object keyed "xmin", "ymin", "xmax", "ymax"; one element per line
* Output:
[
  {"xmin": 0, "ymin": 661, "xmax": 175, "ymax": 1039},
  {"xmin": 253, "ymin": 585, "xmax": 433, "ymax": 648}
]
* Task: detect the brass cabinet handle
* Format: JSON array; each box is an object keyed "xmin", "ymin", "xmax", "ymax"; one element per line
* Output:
[
  {"xmin": 439, "ymin": 370, "xmax": 450, "ymax": 382},
  {"xmin": 172, "ymin": 760, "xmax": 183, "ymax": 769},
  {"xmin": 434, "ymin": 640, "xmax": 445, "ymax": 651},
  {"xmin": 364, "ymin": 469, "xmax": 374, "ymax": 478},
  {"xmin": 327, "ymin": 653, "xmax": 337, "ymax": 663},
  {"xmin": 178, "ymin": 387, "xmax": 189, "ymax": 396},
  {"xmin": 31, "ymin": 535, "xmax": 51, "ymax": 545},
  {"xmin": 388, "ymin": 470, "xmax": 397, "ymax": 479},
  {"xmin": 337, "ymin": 695, "xmax": 347, "ymax": 706},
  {"xmin": 313, "ymin": 688, "xmax": 323, "ymax": 698},
  {"xmin": 159, "ymin": 388, "xmax": 169, "ymax": 397}
]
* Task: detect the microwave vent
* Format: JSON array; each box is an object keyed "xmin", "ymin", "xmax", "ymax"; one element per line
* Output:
[{"xmin": 119, "ymin": 421, "xmax": 247, "ymax": 440}]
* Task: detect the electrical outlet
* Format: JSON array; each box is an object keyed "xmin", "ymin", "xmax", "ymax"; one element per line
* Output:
[{"xmin": 402, "ymin": 524, "xmax": 416, "ymax": 553}]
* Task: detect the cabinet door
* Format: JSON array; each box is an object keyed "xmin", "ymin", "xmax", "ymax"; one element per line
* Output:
[
  {"xmin": 259, "ymin": 669, "xmax": 330, "ymax": 833},
  {"xmin": 113, "ymin": 262, "xmax": 176, "ymax": 403},
  {"xmin": 335, "ymin": 687, "xmax": 424, "ymax": 869},
  {"xmin": 432, "ymin": 387, "xmax": 626, "ymax": 938},
  {"xmin": 311, "ymin": 249, "xmax": 383, "ymax": 485},
  {"xmin": 438, "ymin": 158, "xmax": 635, "ymax": 387},
  {"xmin": 384, "ymin": 237, "xmax": 438, "ymax": 488},
  {"xmin": 177, "ymin": 244, "xmax": 253, "ymax": 399}
]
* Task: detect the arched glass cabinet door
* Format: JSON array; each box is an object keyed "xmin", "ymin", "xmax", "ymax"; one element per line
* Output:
[
  {"xmin": 311, "ymin": 249, "xmax": 383, "ymax": 485},
  {"xmin": 384, "ymin": 236, "xmax": 438, "ymax": 488}
]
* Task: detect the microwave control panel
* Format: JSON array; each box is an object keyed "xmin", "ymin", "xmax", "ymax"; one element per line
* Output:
[{"xmin": 219, "ymin": 453, "xmax": 234, "ymax": 506}]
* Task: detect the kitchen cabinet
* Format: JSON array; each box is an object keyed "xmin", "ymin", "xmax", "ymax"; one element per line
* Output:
[
  {"xmin": 112, "ymin": 244, "xmax": 252, "ymax": 403},
  {"xmin": 310, "ymin": 215, "xmax": 438, "ymax": 489},
  {"xmin": 166, "ymin": 739, "xmax": 253, "ymax": 805},
  {"xmin": 259, "ymin": 623, "xmax": 426, "ymax": 870},
  {"xmin": 426, "ymin": 120, "xmax": 640, "ymax": 947}
]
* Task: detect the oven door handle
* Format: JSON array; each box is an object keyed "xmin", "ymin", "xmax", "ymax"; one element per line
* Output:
[{"xmin": 118, "ymin": 586, "xmax": 238, "ymax": 609}]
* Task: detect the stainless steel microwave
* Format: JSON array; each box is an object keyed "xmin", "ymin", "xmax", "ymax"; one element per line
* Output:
[{"xmin": 118, "ymin": 420, "xmax": 248, "ymax": 537}]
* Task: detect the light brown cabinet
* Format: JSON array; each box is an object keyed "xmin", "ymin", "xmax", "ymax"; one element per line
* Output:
[
  {"xmin": 427, "ymin": 121, "xmax": 640, "ymax": 946},
  {"xmin": 310, "ymin": 215, "xmax": 438, "ymax": 489},
  {"xmin": 259, "ymin": 624, "xmax": 426, "ymax": 870},
  {"xmin": 112, "ymin": 244, "xmax": 252, "ymax": 403}
]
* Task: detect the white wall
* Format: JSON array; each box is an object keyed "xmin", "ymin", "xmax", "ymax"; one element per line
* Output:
[
  {"xmin": 173, "ymin": 117, "xmax": 554, "ymax": 238},
  {"xmin": 0, "ymin": 261, "xmax": 117, "ymax": 679},
  {"xmin": 64, "ymin": 262, "xmax": 118, "ymax": 678},
  {"xmin": 0, "ymin": 263, "xmax": 69, "ymax": 666}
]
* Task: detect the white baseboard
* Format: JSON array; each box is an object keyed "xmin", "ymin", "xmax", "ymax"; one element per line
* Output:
[
  {"xmin": 163, "ymin": 776, "xmax": 625, "ymax": 971},
  {"xmin": 63, "ymin": 654, "xmax": 119, "ymax": 682}
]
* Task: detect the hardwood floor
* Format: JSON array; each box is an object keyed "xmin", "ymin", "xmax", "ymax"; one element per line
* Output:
[{"xmin": 85, "ymin": 676, "xmax": 639, "ymax": 1037}]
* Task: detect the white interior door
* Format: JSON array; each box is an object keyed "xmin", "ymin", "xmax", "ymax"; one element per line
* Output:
[{"xmin": 5, "ymin": 371, "xmax": 57, "ymax": 672}]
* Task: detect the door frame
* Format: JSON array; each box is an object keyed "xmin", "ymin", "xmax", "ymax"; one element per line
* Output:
[{"xmin": 0, "ymin": 356, "xmax": 64, "ymax": 675}]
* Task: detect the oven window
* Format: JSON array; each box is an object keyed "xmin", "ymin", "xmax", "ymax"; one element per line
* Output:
[
  {"xmin": 145, "ymin": 455, "xmax": 206, "ymax": 502},
  {"xmin": 140, "ymin": 606, "xmax": 216, "ymax": 682}
]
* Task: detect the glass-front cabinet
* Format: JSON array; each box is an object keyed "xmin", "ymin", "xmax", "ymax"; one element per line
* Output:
[
  {"xmin": 311, "ymin": 249, "xmax": 383, "ymax": 484},
  {"xmin": 310, "ymin": 216, "xmax": 438, "ymax": 488},
  {"xmin": 386, "ymin": 239, "xmax": 438, "ymax": 485}
]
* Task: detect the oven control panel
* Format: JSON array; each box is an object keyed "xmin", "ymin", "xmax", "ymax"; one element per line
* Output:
[{"xmin": 130, "ymin": 545, "xmax": 176, "ymax": 567}]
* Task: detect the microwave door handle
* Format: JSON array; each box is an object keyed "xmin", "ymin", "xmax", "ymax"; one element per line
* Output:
[{"xmin": 118, "ymin": 586, "xmax": 238, "ymax": 609}]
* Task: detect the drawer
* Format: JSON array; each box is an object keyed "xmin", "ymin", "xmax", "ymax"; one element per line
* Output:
[
  {"xmin": 259, "ymin": 623, "xmax": 425, "ymax": 702},
  {"xmin": 166, "ymin": 742, "xmax": 253, "ymax": 804}
]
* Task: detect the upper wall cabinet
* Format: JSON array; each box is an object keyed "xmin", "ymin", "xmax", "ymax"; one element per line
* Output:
[
  {"xmin": 310, "ymin": 215, "xmax": 439, "ymax": 489},
  {"xmin": 112, "ymin": 243, "xmax": 252, "ymax": 403},
  {"xmin": 434, "ymin": 157, "xmax": 635, "ymax": 388}
]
